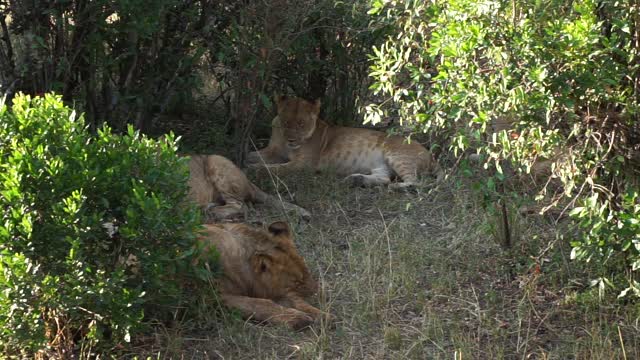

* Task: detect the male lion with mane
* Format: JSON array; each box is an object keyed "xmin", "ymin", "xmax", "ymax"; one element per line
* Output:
[
  {"xmin": 197, "ymin": 221, "xmax": 330, "ymax": 330},
  {"xmin": 247, "ymin": 96, "xmax": 443, "ymax": 189},
  {"xmin": 187, "ymin": 154, "xmax": 309, "ymax": 221}
]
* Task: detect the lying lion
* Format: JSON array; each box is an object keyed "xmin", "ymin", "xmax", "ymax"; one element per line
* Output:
[
  {"xmin": 247, "ymin": 96, "xmax": 443, "ymax": 189},
  {"xmin": 187, "ymin": 154, "xmax": 310, "ymax": 221},
  {"xmin": 197, "ymin": 221, "xmax": 329, "ymax": 330}
]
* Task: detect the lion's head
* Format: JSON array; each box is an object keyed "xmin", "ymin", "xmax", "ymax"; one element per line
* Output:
[
  {"xmin": 250, "ymin": 221, "xmax": 318, "ymax": 298},
  {"xmin": 274, "ymin": 96, "xmax": 321, "ymax": 150}
]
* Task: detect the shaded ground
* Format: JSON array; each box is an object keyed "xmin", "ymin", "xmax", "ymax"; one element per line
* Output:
[{"xmin": 132, "ymin": 167, "xmax": 640, "ymax": 359}]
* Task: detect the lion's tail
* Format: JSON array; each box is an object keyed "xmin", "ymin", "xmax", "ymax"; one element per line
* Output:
[{"xmin": 251, "ymin": 184, "xmax": 311, "ymax": 220}]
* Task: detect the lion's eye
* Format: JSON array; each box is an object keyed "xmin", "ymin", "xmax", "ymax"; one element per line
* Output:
[{"xmin": 287, "ymin": 141, "xmax": 300, "ymax": 149}]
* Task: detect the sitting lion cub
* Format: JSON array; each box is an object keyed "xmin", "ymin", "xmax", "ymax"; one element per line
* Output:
[
  {"xmin": 197, "ymin": 221, "xmax": 329, "ymax": 330},
  {"xmin": 247, "ymin": 96, "xmax": 443, "ymax": 188},
  {"xmin": 188, "ymin": 154, "xmax": 310, "ymax": 221}
]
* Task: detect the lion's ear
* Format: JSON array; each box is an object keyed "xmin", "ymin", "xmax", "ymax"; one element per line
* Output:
[
  {"xmin": 251, "ymin": 253, "xmax": 273, "ymax": 274},
  {"xmin": 311, "ymin": 98, "xmax": 321, "ymax": 114},
  {"xmin": 274, "ymin": 95, "xmax": 287, "ymax": 109},
  {"xmin": 267, "ymin": 221, "xmax": 290, "ymax": 237}
]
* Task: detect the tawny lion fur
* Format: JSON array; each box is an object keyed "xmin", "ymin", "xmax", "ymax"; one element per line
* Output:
[
  {"xmin": 247, "ymin": 96, "xmax": 443, "ymax": 189},
  {"xmin": 187, "ymin": 154, "xmax": 309, "ymax": 221},
  {"xmin": 197, "ymin": 221, "xmax": 329, "ymax": 330}
]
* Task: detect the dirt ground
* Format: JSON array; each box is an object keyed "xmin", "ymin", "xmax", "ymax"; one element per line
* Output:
[{"xmin": 132, "ymin": 166, "xmax": 640, "ymax": 359}]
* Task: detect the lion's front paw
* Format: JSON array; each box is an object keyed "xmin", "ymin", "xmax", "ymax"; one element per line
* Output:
[
  {"xmin": 313, "ymin": 311, "xmax": 337, "ymax": 328},
  {"xmin": 389, "ymin": 182, "xmax": 417, "ymax": 192},
  {"xmin": 298, "ymin": 208, "xmax": 312, "ymax": 222},
  {"xmin": 203, "ymin": 203, "xmax": 246, "ymax": 222},
  {"xmin": 344, "ymin": 174, "xmax": 366, "ymax": 188},
  {"xmin": 287, "ymin": 313, "xmax": 315, "ymax": 331},
  {"xmin": 245, "ymin": 151, "xmax": 260, "ymax": 164}
]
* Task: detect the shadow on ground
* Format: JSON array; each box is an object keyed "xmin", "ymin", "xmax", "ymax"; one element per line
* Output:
[{"xmin": 134, "ymin": 169, "xmax": 640, "ymax": 359}]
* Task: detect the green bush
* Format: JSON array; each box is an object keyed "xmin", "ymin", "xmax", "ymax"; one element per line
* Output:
[
  {"xmin": 0, "ymin": 94, "xmax": 203, "ymax": 356},
  {"xmin": 365, "ymin": 0, "xmax": 639, "ymax": 296},
  {"xmin": 570, "ymin": 190, "xmax": 640, "ymax": 298}
]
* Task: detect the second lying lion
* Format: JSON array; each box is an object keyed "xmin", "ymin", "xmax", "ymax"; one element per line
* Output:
[
  {"xmin": 197, "ymin": 221, "xmax": 330, "ymax": 330},
  {"xmin": 247, "ymin": 96, "xmax": 443, "ymax": 189},
  {"xmin": 187, "ymin": 154, "xmax": 310, "ymax": 222}
]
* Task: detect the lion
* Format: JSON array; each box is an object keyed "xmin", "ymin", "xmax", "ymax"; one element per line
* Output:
[
  {"xmin": 246, "ymin": 96, "xmax": 443, "ymax": 189},
  {"xmin": 187, "ymin": 154, "xmax": 310, "ymax": 222},
  {"xmin": 197, "ymin": 221, "xmax": 330, "ymax": 330}
]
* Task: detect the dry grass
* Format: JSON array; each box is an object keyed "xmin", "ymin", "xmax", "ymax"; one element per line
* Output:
[{"xmin": 133, "ymin": 170, "xmax": 640, "ymax": 359}]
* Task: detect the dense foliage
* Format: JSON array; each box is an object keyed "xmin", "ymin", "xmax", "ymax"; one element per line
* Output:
[
  {"xmin": 366, "ymin": 0, "xmax": 640, "ymax": 296},
  {"xmin": 0, "ymin": 94, "xmax": 203, "ymax": 356},
  {"xmin": 0, "ymin": 0, "xmax": 208, "ymax": 132},
  {"xmin": 0, "ymin": 0, "xmax": 378, "ymax": 161}
]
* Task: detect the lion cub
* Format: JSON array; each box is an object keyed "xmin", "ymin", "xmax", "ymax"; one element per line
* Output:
[
  {"xmin": 247, "ymin": 96, "xmax": 443, "ymax": 188},
  {"xmin": 188, "ymin": 154, "xmax": 309, "ymax": 221},
  {"xmin": 197, "ymin": 221, "xmax": 330, "ymax": 330}
]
